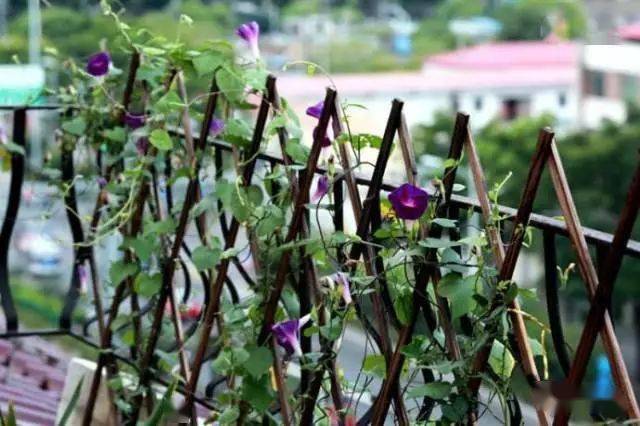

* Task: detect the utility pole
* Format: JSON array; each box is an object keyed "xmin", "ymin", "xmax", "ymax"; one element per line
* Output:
[
  {"xmin": 0, "ymin": 0, "xmax": 7, "ymax": 37},
  {"xmin": 28, "ymin": 0, "xmax": 41, "ymax": 64}
]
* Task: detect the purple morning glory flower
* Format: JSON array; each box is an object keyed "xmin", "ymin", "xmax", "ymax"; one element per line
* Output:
[
  {"xmin": 388, "ymin": 183, "xmax": 429, "ymax": 220},
  {"xmin": 333, "ymin": 272, "xmax": 352, "ymax": 305},
  {"xmin": 86, "ymin": 52, "xmax": 111, "ymax": 77},
  {"xmin": 313, "ymin": 126, "xmax": 332, "ymax": 148},
  {"xmin": 209, "ymin": 118, "xmax": 225, "ymax": 137},
  {"xmin": 78, "ymin": 263, "xmax": 88, "ymax": 293},
  {"xmin": 97, "ymin": 176, "xmax": 107, "ymax": 188},
  {"xmin": 306, "ymin": 101, "xmax": 324, "ymax": 119},
  {"xmin": 236, "ymin": 21, "xmax": 260, "ymax": 59},
  {"xmin": 312, "ymin": 175, "xmax": 329, "ymax": 202},
  {"xmin": 124, "ymin": 112, "xmax": 146, "ymax": 129},
  {"xmin": 135, "ymin": 136, "xmax": 149, "ymax": 156},
  {"xmin": 271, "ymin": 314, "xmax": 311, "ymax": 357}
]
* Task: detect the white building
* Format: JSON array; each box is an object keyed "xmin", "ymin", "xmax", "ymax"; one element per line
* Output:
[
  {"xmin": 277, "ymin": 39, "xmax": 580, "ymax": 137},
  {"xmin": 580, "ymin": 23, "xmax": 640, "ymax": 128}
]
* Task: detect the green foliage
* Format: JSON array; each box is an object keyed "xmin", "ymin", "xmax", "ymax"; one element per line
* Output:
[
  {"xmin": 0, "ymin": 402, "xmax": 17, "ymax": 426},
  {"xmin": 495, "ymin": 0, "xmax": 587, "ymax": 40},
  {"xmin": 46, "ymin": 3, "xmax": 558, "ymax": 423}
]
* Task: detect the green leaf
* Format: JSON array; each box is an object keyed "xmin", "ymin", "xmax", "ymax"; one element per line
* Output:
[
  {"xmin": 104, "ymin": 127, "xmax": 126, "ymax": 143},
  {"xmin": 418, "ymin": 238, "xmax": 462, "ymax": 249},
  {"xmin": 193, "ymin": 51, "xmax": 225, "ymax": 76},
  {"xmin": 437, "ymin": 273, "xmax": 477, "ymax": 319},
  {"xmin": 155, "ymin": 91, "xmax": 184, "ymax": 114},
  {"xmin": 489, "ymin": 340, "xmax": 515, "ymax": 378},
  {"xmin": 243, "ymin": 345, "xmax": 273, "ymax": 378},
  {"xmin": 431, "ymin": 218, "xmax": 457, "ymax": 228},
  {"xmin": 407, "ymin": 382, "xmax": 452, "ymax": 400},
  {"xmin": 109, "ymin": 260, "xmax": 138, "ymax": 285},
  {"xmin": 244, "ymin": 67, "xmax": 269, "ymax": 91},
  {"xmin": 265, "ymin": 114, "xmax": 288, "ymax": 137},
  {"xmin": 123, "ymin": 236, "xmax": 155, "ymax": 262},
  {"xmin": 212, "ymin": 348, "xmax": 234, "ymax": 375},
  {"xmin": 2, "ymin": 403, "xmax": 16, "ymax": 426},
  {"xmin": 216, "ymin": 66, "xmax": 245, "ymax": 105},
  {"xmin": 442, "ymin": 396, "xmax": 468, "ymax": 423},
  {"xmin": 241, "ymin": 375, "xmax": 273, "ymax": 413},
  {"xmin": 224, "ymin": 118, "xmax": 253, "ymax": 147},
  {"xmin": 2, "ymin": 142, "xmax": 25, "ymax": 156},
  {"xmin": 218, "ymin": 406, "xmax": 240, "ymax": 424},
  {"xmin": 192, "ymin": 245, "xmax": 222, "ymax": 271},
  {"xmin": 58, "ymin": 376, "xmax": 84, "ymax": 426},
  {"xmin": 143, "ymin": 381, "xmax": 177, "ymax": 426},
  {"xmin": 145, "ymin": 218, "xmax": 176, "ymax": 235},
  {"xmin": 393, "ymin": 292, "xmax": 413, "ymax": 326},
  {"xmin": 285, "ymin": 138, "xmax": 309, "ymax": 163},
  {"xmin": 401, "ymin": 336, "xmax": 430, "ymax": 359},
  {"xmin": 345, "ymin": 133, "xmax": 383, "ymax": 150},
  {"xmin": 149, "ymin": 129, "xmax": 173, "ymax": 151},
  {"xmin": 256, "ymin": 205, "xmax": 285, "ymax": 236},
  {"xmin": 121, "ymin": 328, "xmax": 135, "ymax": 346},
  {"xmin": 363, "ymin": 354, "xmax": 386, "ymax": 378},
  {"xmin": 134, "ymin": 273, "xmax": 162, "ymax": 297},
  {"xmin": 61, "ymin": 117, "xmax": 86, "ymax": 136}
]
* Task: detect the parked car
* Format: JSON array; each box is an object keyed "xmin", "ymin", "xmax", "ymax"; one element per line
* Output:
[{"xmin": 15, "ymin": 230, "xmax": 64, "ymax": 277}]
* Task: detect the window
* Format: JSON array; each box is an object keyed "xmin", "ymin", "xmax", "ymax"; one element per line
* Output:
[
  {"xmin": 558, "ymin": 92, "xmax": 567, "ymax": 107},
  {"xmin": 502, "ymin": 98, "xmax": 530, "ymax": 120},
  {"xmin": 585, "ymin": 70, "xmax": 605, "ymax": 97},
  {"xmin": 474, "ymin": 96, "xmax": 483, "ymax": 111},
  {"xmin": 622, "ymin": 74, "xmax": 639, "ymax": 101}
]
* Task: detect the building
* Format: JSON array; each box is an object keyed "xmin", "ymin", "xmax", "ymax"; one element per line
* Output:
[
  {"xmin": 278, "ymin": 39, "xmax": 580, "ymax": 137},
  {"xmin": 580, "ymin": 23, "xmax": 640, "ymax": 128}
]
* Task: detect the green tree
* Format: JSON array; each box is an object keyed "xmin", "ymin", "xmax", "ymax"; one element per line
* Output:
[{"xmin": 495, "ymin": 0, "xmax": 587, "ymax": 40}]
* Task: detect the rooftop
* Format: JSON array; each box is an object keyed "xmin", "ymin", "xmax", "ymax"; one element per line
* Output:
[
  {"xmin": 424, "ymin": 40, "xmax": 577, "ymax": 69},
  {"xmin": 278, "ymin": 41, "xmax": 578, "ymax": 99},
  {"xmin": 616, "ymin": 22, "xmax": 640, "ymax": 41}
]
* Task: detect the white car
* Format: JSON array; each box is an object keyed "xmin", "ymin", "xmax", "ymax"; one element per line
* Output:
[{"xmin": 16, "ymin": 231, "xmax": 64, "ymax": 277}]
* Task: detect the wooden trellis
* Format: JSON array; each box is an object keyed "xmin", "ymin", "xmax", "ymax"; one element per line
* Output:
[{"xmin": 0, "ymin": 62, "xmax": 639, "ymax": 425}]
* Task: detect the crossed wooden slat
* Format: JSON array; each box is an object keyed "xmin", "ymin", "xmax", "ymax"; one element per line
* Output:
[
  {"xmin": 462, "ymin": 121, "xmax": 640, "ymax": 424},
  {"xmin": 72, "ymin": 60, "xmax": 639, "ymax": 424},
  {"xmin": 553, "ymin": 154, "xmax": 640, "ymax": 424}
]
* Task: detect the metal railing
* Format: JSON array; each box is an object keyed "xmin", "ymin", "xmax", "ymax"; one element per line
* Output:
[{"xmin": 0, "ymin": 75, "xmax": 638, "ymax": 425}]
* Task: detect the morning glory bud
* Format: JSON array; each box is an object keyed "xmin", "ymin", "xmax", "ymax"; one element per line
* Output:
[
  {"xmin": 236, "ymin": 21, "xmax": 260, "ymax": 59},
  {"xmin": 86, "ymin": 51, "xmax": 111, "ymax": 77}
]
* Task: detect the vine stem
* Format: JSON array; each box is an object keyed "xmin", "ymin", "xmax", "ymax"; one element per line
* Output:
[
  {"xmin": 82, "ymin": 50, "xmax": 142, "ymax": 426},
  {"xmin": 467, "ymin": 129, "xmax": 555, "ymax": 412},
  {"xmin": 266, "ymin": 76, "xmax": 341, "ymax": 423},
  {"xmin": 182, "ymin": 75, "xmax": 274, "ymax": 421},
  {"xmin": 368, "ymin": 112, "xmax": 467, "ymax": 425},
  {"xmin": 128, "ymin": 71, "xmax": 218, "ymax": 424}
]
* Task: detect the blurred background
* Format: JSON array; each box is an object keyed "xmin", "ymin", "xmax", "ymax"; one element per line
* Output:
[{"xmin": 1, "ymin": 0, "xmax": 640, "ymax": 421}]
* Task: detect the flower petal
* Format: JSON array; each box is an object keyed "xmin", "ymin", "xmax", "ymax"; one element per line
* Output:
[
  {"xmin": 306, "ymin": 101, "xmax": 324, "ymax": 119},
  {"xmin": 124, "ymin": 112, "xmax": 146, "ymax": 129},
  {"xmin": 86, "ymin": 51, "xmax": 110, "ymax": 77},
  {"xmin": 334, "ymin": 272, "xmax": 352, "ymax": 304},
  {"xmin": 272, "ymin": 319, "xmax": 301, "ymax": 355},
  {"xmin": 210, "ymin": 118, "xmax": 225, "ymax": 137},
  {"xmin": 388, "ymin": 183, "xmax": 429, "ymax": 220},
  {"xmin": 312, "ymin": 175, "xmax": 329, "ymax": 202}
]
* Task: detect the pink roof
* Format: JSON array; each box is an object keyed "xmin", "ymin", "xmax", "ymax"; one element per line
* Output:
[
  {"xmin": 425, "ymin": 40, "xmax": 577, "ymax": 69},
  {"xmin": 277, "ymin": 41, "xmax": 577, "ymax": 98},
  {"xmin": 617, "ymin": 22, "xmax": 640, "ymax": 41}
]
